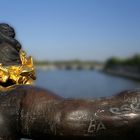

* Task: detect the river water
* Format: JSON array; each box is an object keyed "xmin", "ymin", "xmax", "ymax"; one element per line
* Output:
[{"xmin": 35, "ymin": 69, "xmax": 140, "ymax": 99}]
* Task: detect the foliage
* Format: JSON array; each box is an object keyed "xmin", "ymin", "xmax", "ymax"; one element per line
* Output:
[
  {"xmin": 105, "ymin": 57, "xmax": 122, "ymax": 67},
  {"xmin": 105, "ymin": 54, "xmax": 140, "ymax": 68}
]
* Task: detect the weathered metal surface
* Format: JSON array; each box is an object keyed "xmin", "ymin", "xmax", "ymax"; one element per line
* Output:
[{"xmin": 0, "ymin": 86, "xmax": 140, "ymax": 139}]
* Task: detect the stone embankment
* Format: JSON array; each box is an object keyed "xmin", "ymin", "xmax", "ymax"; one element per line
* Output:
[{"xmin": 104, "ymin": 66, "xmax": 140, "ymax": 80}]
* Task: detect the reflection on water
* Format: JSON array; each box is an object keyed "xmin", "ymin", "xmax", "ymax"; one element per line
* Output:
[{"xmin": 35, "ymin": 70, "xmax": 140, "ymax": 98}]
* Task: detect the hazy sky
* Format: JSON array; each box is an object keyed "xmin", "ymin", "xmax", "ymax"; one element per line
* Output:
[{"xmin": 0, "ymin": 0, "xmax": 140, "ymax": 61}]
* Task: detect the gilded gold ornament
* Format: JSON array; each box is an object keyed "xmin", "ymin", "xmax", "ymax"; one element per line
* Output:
[{"xmin": 0, "ymin": 50, "xmax": 36, "ymax": 89}]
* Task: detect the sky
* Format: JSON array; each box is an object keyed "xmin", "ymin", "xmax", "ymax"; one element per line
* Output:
[{"xmin": 0, "ymin": 0, "xmax": 140, "ymax": 61}]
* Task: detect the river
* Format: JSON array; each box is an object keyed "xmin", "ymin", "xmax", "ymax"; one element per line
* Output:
[{"xmin": 35, "ymin": 69, "xmax": 140, "ymax": 99}]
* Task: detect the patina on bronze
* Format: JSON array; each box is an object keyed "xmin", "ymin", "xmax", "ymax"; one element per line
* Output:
[
  {"xmin": 0, "ymin": 86, "xmax": 140, "ymax": 140},
  {"xmin": 0, "ymin": 24, "xmax": 140, "ymax": 140}
]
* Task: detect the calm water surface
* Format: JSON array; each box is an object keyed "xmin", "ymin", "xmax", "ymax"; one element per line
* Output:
[{"xmin": 35, "ymin": 69, "xmax": 140, "ymax": 98}]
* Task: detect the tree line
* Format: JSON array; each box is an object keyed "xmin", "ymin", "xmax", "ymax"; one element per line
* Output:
[{"xmin": 105, "ymin": 54, "xmax": 140, "ymax": 68}]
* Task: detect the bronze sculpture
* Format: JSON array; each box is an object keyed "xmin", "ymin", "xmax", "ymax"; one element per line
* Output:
[
  {"xmin": 0, "ymin": 24, "xmax": 140, "ymax": 140},
  {"xmin": 0, "ymin": 23, "xmax": 36, "ymax": 90}
]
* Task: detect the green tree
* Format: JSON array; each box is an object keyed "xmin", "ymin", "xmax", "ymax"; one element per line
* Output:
[{"xmin": 105, "ymin": 57, "xmax": 122, "ymax": 68}]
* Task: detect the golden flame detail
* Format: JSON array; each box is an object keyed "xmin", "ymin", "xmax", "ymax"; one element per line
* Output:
[{"xmin": 0, "ymin": 50, "xmax": 36, "ymax": 89}]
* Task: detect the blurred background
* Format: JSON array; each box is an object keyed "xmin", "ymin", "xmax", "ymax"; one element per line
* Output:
[{"xmin": 1, "ymin": 0, "xmax": 140, "ymax": 98}]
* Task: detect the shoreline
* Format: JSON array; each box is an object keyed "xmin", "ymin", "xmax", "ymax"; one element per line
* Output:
[{"xmin": 103, "ymin": 69, "xmax": 140, "ymax": 81}]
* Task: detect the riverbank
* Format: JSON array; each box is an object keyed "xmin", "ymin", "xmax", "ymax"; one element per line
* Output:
[
  {"xmin": 104, "ymin": 54, "xmax": 140, "ymax": 81},
  {"xmin": 104, "ymin": 68, "xmax": 140, "ymax": 81}
]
